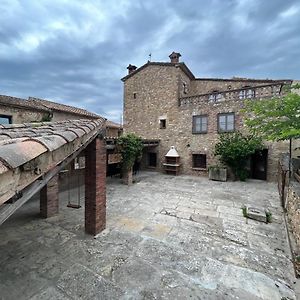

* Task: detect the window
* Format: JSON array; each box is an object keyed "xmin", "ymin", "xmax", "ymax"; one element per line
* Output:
[
  {"xmin": 192, "ymin": 115, "xmax": 207, "ymax": 134},
  {"xmin": 192, "ymin": 154, "xmax": 207, "ymax": 169},
  {"xmin": 239, "ymin": 87, "xmax": 255, "ymax": 99},
  {"xmin": 218, "ymin": 113, "xmax": 235, "ymax": 132},
  {"xmin": 133, "ymin": 93, "xmax": 137, "ymax": 99},
  {"xmin": 159, "ymin": 119, "xmax": 166, "ymax": 129},
  {"xmin": 74, "ymin": 156, "xmax": 85, "ymax": 169},
  {"xmin": 209, "ymin": 91, "xmax": 222, "ymax": 102},
  {"xmin": 183, "ymin": 82, "xmax": 188, "ymax": 94},
  {"xmin": 0, "ymin": 115, "xmax": 12, "ymax": 124}
]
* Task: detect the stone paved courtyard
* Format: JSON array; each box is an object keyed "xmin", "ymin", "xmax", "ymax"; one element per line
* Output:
[{"xmin": 0, "ymin": 172, "xmax": 297, "ymax": 299}]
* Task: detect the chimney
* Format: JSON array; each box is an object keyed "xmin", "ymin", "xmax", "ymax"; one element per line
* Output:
[
  {"xmin": 169, "ymin": 52, "xmax": 181, "ymax": 63},
  {"xmin": 127, "ymin": 64, "xmax": 137, "ymax": 75}
]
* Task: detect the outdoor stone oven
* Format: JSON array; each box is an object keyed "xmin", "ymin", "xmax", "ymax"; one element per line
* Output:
[{"xmin": 163, "ymin": 146, "xmax": 180, "ymax": 175}]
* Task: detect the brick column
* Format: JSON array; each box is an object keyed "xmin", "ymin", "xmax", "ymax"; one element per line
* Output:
[
  {"xmin": 40, "ymin": 174, "xmax": 59, "ymax": 218},
  {"xmin": 85, "ymin": 137, "xmax": 106, "ymax": 235}
]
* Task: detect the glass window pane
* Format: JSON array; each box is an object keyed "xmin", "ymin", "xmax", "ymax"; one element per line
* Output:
[
  {"xmin": 195, "ymin": 117, "xmax": 201, "ymax": 125},
  {"xmin": 227, "ymin": 114, "xmax": 234, "ymax": 130},
  {"xmin": 227, "ymin": 114, "xmax": 234, "ymax": 123},
  {"xmin": 219, "ymin": 122, "xmax": 226, "ymax": 131},
  {"xmin": 0, "ymin": 117, "xmax": 10, "ymax": 124},
  {"xmin": 219, "ymin": 115, "xmax": 226, "ymax": 123}
]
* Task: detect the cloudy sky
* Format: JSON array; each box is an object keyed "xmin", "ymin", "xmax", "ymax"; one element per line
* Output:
[{"xmin": 0, "ymin": 0, "xmax": 299, "ymax": 122}]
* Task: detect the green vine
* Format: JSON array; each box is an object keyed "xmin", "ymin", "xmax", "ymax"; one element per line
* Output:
[{"xmin": 117, "ymin": 133, "xmax": 143, "ymax": 171}]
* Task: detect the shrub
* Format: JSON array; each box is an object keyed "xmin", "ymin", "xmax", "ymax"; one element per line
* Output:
[
  {"xmin": 117, "ymin": 133, "xmax": 143, "ymax": 171},
  {"xmin": 214, "ymin": 132, "xmax": 263, "ymax": 181}
]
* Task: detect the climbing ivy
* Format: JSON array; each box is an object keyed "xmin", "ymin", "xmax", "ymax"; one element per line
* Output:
[{"xmin": 117, "ymin": 133, "xmax": 143, "ymax": 171}]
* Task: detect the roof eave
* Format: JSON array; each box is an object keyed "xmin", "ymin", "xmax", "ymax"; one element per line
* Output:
[{"xmin": 121, "ymin": 61, "xmax": 195, "ymax": 82}]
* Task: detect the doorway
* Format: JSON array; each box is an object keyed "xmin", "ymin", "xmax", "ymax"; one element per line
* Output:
[
  {"xmin": 251, "ymin": 149, "xmax": 268, "ymax": 180},
  {"xmin": 148, "ymin": 152, "xmax": 157, "ymax": 168}
]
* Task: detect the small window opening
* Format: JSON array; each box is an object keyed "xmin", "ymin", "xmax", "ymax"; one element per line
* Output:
[
  {"xmin": 133, "ymin": 93, "xmax": 137, "ymax": 99},
  {"xmin": 160, "ymin": 119, "xmax": 166, "ymax": 129},
  {"xmin": 192, "ymin": 154, "xmax": 207, "ymax": 169},
  {"xmin": 0, "ymin": 114, "xmax": 12, "ymax": 124}
]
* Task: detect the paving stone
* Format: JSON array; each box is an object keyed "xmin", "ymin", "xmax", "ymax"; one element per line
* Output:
[
  {"xmin": 57, "ymin": 263, "xmax": 124, "ymax": 299},
  {"xmin": 0, "ymin": 171, "xmax": 296, "ymax": 299},
  {"xmin": 31, "ymin": 287, "xmax": 70, "ymax": 300}
]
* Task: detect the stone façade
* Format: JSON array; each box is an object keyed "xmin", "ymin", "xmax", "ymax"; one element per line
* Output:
[{"xmin": 122, "ymin": 52, "xmax": 294, "ymax": 181}]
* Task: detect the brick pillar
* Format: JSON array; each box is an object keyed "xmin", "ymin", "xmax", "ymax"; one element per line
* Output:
[
  {"xmin": 85, "ymin": 137, "xmax": 106, "ymax": 235},
  {"xmin": 40, "ymin": 174, "xmax": 59, "ymax": 218}
]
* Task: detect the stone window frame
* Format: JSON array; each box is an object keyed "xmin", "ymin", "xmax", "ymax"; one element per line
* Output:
[
  {"xmin": 192, "ymin": 115, "xmax": 208, "ymax": 134},
  {"xmin": 0, "ymin": 114, "xmax": 12, "ymax": 124},
  {"xmin": 217, "ymin": 112, "xmax": 235, "ymax": 133},
  {"xmin": 192, "ymin": 153, "xmax": 207, "ymax": 170}
]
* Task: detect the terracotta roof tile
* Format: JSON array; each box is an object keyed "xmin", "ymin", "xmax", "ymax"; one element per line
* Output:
[
  {"xmin": 0, "ymin": 118, "xmax": 105, "ymax": 206},
  {"xmin": 0, "ymin": 161, "xmax": 8, "ymax": 175},
  {"xmin": 0, "ymin": 140, "xmax": 47, "ymax": 169},
  {"xmin": 0, "ymin": 95, "xmax": 50, "ymax": 111},
  {"xmin": 68, "ymin": 128, "xmax": 86, "ymax": 138},
  {"xmin": 0, "ymin": 94, "xmax": 104, "ymax": 120},
  {"xmin": 28, "ymin": 97, "xmax": 101, "ymax": 119},
  {"xmin": 31, "ymin": 135, "xmax": 67, "ymax": 151},
  {"xmin": 0, "ymin": 118, "xmax": 105, "ymax": 171},
  {"xmin": 106, "ymin": 120, "xmax": 122, "ymax": 128},
  {"xmin": 121, "ymin": 61, "xmax": 195, "ymax": 81}
]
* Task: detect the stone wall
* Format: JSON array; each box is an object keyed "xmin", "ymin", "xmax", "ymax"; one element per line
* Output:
[
  {"xmin": 189, "ymin": 79, "xmax": 275, "ymax": 96},
  {"xmin": 0, "ymin": 105, "xmax": 94, "ymax": 124},
  {"xmin": 286, "ymin": 182, "xmax": 300, "ymax": 253},
  {"xmin": 51, "ymin": 111, "xmax": 93, "ymax": 122},
  {"xmin": 106, "ymin": 127, "xmax": 120, "ymax": 138},
  {"xmin": 0, "ymin": 105, "xmax": 46, "ymax": 123},
  {"xmin": 123, "ymin": 63, "xmax": 289, "ymax": 181}
]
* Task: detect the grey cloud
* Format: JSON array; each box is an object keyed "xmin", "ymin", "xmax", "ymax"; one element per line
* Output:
[{"xmin": 0, "ymin": 0, "xmax": 299, "ymax": 122}]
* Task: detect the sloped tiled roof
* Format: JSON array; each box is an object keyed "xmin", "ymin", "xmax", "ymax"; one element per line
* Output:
[
  {"xmin": 28, "ymin": 97, "xmax": 100, "ymax": 119},
  {"xmin": 121, "ymin": 61, "xmax": 195, "ymax": 81},
  {"xmin": 106, "ymin": 120, "xmax": 122, "ymax": 129},
  {"xmin": 0, "ymin": 95, "xmax": 50, "ymax": 112},
  {"xmin": 0, "ymin": 118, "xmax": 105, "ymax": 206},
  {"xmin": 0, "ymin": 94, "xmax": 100, "ymax": 118}
]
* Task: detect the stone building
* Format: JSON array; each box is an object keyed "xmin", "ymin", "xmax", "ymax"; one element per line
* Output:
[
  {"xmin": 122, "ymin": 52, "xmax": 294, "ymax": 181},
  {"xmin": 0, "ymin": 95, "xmax": 100, "ymax": 124}
]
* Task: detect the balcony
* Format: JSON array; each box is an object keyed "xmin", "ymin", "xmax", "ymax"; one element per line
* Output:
[{"xmin": 179, "ymin": 83, "xmax": 284, "ymax": 107}]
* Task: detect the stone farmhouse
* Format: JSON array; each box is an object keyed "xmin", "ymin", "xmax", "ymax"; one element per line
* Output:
[
  {"xmin": 0, "ymin": 95, "xmax": 101, "ymax": 123},
  {"xmin": 122, "ymin": 52, "xmax": 295, "ymax": 181}
]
